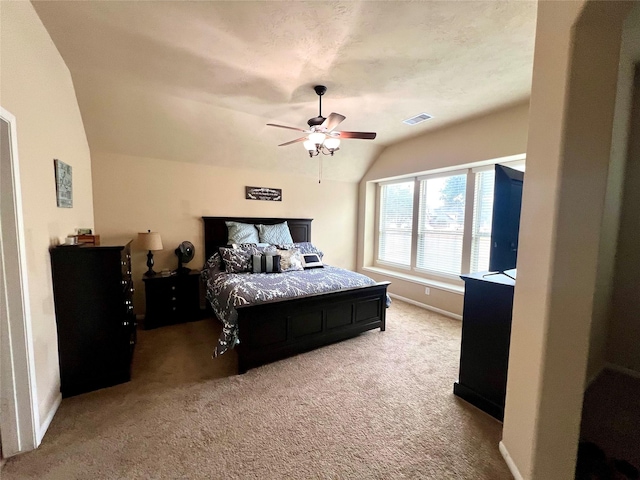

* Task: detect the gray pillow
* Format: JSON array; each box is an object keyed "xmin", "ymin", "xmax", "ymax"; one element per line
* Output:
[
  {"xmin": 226, "ymin": 221, "xmax": 259, "ymax": 244},
  {"xmin": 256, "ymin": 221, "xmax": 294, "ymax": 244},
  {"xmin": 275, "ymin": 242, "xmax": 324, "ymax": 259},
  {"xmin": 219, "ymin": 247, "xmax": 253, "ymax": 273},
  {"xmin": 252, "ymin": 254, "xmax": 282, "ymax": 274}
]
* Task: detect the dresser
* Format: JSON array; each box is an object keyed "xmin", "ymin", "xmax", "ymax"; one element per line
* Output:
[
  {"xmin": 454, "ymin": 270, "xmax": 515, "ymax": 421},
  {"xmin": 143, "ymin": 271, "xmax": 201, "ymax": 329},
  {"xmin": 50, "ymin": 239, "xmax": 136, "ymax": 397}
]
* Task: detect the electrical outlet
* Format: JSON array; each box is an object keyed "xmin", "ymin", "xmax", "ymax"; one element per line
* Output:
[{"xmin": 424, "ymin": 287, "xmax": 431, "ymax": 295}]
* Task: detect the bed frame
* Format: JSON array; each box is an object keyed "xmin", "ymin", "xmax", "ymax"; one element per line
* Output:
[{"xmin": 202, "ymin": 216, "xmax": 390, "ymax": 373}]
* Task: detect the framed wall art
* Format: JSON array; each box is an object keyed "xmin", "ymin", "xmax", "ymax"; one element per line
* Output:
[
  {"xmin": 245, "ymin": 186, "xmax": 282, "ymax": 201},
  {"xmin": 54, "ymin": 159, "xmax": 72, "ymax": 208}
]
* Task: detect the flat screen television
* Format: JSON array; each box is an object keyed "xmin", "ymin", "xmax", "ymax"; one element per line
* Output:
[{"xmin": 488, "ymin": 164, "xmax": 524, "ymax": 272}]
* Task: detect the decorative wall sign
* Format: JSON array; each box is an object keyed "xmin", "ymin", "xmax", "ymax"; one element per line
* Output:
[
  {"xmin": 54, "ymin": 159, "xmax": 73, "ymax": 208},
  {"xmin": 245, "ymin": 186, "xmax": 282, "ymax": 201}
]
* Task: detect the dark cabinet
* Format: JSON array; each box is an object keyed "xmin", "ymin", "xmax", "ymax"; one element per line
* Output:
[
  {"xmin": 50, "ymin": 240, "xmax": 136, "ymax": 398},
  {"xmin": 143, "ymin": 271, "xmax": 201, "ymax": 329},
  {"xmin": 454, "ymin": 270, "xmax": 515, "ymax": 421}
]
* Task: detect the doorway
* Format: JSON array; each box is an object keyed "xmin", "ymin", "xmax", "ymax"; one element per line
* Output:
[{"xmin": 0, "ymin": 107, "xmax": 40, "ymax": 457}]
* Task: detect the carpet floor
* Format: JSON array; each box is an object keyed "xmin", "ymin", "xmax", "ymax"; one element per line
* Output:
[{"xmin": 3, "ymin": 300, "xmax": 510, "ymax": 479}]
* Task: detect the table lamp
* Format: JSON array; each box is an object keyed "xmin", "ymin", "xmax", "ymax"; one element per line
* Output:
[{"xmin": 138, "ymin": 230, "xmax": 163, "ymax": 277}]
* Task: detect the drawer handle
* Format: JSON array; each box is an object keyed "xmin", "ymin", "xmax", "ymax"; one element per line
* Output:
[
  {"xmin": 130, "ymin": 339, "xmax": 135, "ymax": 346},
  {"xmin": 171, "ymin": 297, "xmax": 176, "ymax": 301},
  {"xmin": 123, "ymin": 320, "xmax": 130, "ymax": 327},
  {"xmin": 171, "ymin": 286, "xmax": 176, "ymax": 291},
  {"xmin": 129, "ymin": 287, "xmax": 135, "ymax": 294},
  {"xmin": 172, "ymin": 307, "xmax": 177, "ymax": 311}
]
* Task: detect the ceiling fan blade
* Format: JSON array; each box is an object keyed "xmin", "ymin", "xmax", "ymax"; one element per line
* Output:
[
  {"xmin": 278, "ymin": 137, "xmax": 307, "ymax": 147},
  {"xmin": 267, "ymin": 123, "xmax": 307, "ymax": 133},
  {"xmin": 322, "ymin": 113, "xmax": 346, "ymax": 132},
  {"xmin": 337, "ymin": 131, "xmax": 377, "ymax": 140}
]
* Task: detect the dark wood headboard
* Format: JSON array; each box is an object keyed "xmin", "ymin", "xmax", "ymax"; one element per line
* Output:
[{"xmin": 202, "ymin": 217, "xmax": 312, "ymax": 261}]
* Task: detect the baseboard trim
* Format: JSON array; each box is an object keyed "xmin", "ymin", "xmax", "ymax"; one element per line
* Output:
[
  {"xmin": 604, "ymin": 362, "xmax": 640, "ymax": 380},
  {"xmin": 37, "ymin": 393, "xmax": 61, "ymax": 445},
  {"xmin": 388, "ymin": 293, "xmax": 462, "ymax": 321},
  {"xmin": 499, "ymin": 441, "xmax": 524, "ymax": 480}
]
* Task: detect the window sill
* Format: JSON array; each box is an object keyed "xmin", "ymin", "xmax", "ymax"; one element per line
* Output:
[{"xmin": 363, "ymin": 266, "xmax": 465, "ymax": 295}]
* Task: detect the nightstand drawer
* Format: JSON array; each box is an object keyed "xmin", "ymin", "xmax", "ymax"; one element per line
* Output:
[{"xmin": 143, "ymin": 271, "xmax": 201, "ymax": 329}]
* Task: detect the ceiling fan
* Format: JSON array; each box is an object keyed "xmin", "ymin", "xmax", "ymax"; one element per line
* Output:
[{"xmin": 267, "ymin": 85, "xmax": 377, "ymax": 157}]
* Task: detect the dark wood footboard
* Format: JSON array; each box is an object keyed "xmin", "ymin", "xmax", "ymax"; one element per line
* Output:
[{"xmin": 235, "ymin": 282, "xmax": 390, "ymax": 373}]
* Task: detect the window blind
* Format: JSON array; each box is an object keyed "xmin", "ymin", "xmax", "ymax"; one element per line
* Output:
[
  {"xmin": 470, "ymin": 170, "xmax": 495, "ymax": 272},
  {"xmin": 416, "ymin": 174, "xmax": 466, "ymax": 275},
  {"xmin": 378, "ymin": 181, "xmax": 414, "ymax": 266}
]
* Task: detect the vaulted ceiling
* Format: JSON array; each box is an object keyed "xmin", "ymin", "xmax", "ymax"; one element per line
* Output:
[{"xmin": 33, "ymin": 1, "xmax": 536, "ymax": 182}]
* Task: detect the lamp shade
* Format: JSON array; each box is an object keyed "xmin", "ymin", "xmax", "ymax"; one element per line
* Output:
[
  {"xmin": 324, "ymin": 137, "xmax": 340, "ymax": 150},
  {"xmin": 308, "ymin": 132, "xmax": 326, "ymax": 145},
  {"xmin": 138, "ymin": 231, "xmax": 163, "ymax": 251},
  {"xmin": 303, "ymin": 140, "xmax": 315, "ymax": 151}
]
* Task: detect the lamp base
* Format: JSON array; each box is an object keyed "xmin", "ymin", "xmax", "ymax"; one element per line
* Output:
[{"xmin": 144, "ymin": 250, "xmax": 157, "ymax": 277}]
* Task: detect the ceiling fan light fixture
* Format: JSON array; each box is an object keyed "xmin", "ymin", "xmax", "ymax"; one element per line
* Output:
[
  {"xmin": 267, "ymin": 85, "xmax": 377, "ymax": 160},
  {"xmin": 324, "ymin": 137, "xmax": 340, "ymax": 150},
  {"xmin": 309, "ymin": 132, "xmax": 326, "ymax": 145}
]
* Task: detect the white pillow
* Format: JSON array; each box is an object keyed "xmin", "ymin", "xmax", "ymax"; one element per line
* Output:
[
  {"xmin": 256, "ymin": 221, "xmax": 294, "ymax": 244},
  {"xmin": 277, "ymin": 248, "xmax": 304, "ymax": 272},
  {"xmin": 226, "ymin": 221, "xmax": 259, "ymax": 244}
]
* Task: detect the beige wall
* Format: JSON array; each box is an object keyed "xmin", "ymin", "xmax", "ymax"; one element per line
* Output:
[
  {"xmin": 0, "ymin": 3, "xmax": 94, "ymax": 421},
  {"xmin": 604, "ymin": 6, "xmax": 640, "ymax": 376},
  {"xmin": 501, "ymin": 1, "xmax": 630, "ymax": 479},
  {"xmin": 91, "ymin": 151, "xmax": 358, "ymax": 314},
  {"xmin": 356, "ymin": 102, "xmax": 530, "ymax": 315}
]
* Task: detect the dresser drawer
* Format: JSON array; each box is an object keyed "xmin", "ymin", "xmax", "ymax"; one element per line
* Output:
[{"xmin": 143, "ymin": 272, "xmax": 201, "ymax": 329}]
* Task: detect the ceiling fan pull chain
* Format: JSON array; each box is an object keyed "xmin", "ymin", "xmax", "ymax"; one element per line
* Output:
[{"xmin": 318, "ymin": 157, "xmax": 322, "ymax": 184}]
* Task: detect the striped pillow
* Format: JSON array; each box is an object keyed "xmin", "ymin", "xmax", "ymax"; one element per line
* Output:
[{"xmin": 252, "ymin": 254, "xmax": 282, "ymax": 274}]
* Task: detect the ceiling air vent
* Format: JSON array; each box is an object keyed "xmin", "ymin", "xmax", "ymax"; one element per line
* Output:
[{"xmin": 403, "ymin": 113, "xmax": 433, "ymax": 125}]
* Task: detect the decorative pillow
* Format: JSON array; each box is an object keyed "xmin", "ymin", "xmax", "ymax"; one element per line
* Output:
[
  {"xmin": 226, "ymin": 221, "xmax": 260, "ymax": 244},
  {"xmin": 232, "ymin": 242, "xmax": 272, "ymax": 250},
  {"xmin": 252, "ymin": 254, "xmax": 282, "ymax": 274},
  {"xmin": 301, "ymin": 253, "xmax": 324, "ymax": 269},
  {"xmin": 256, "ymin": 222, "xmax": 294, "ymax": 244},
  {"xmin": 277, "ymin": 248, "xmax": 304, "ymax": 272},
  {"xmin": 204, "ymin": 252, "xmax": 222, "ymax": 271},
  {"xmin": 219, "ymin": 247, "xmax": 253, "ymax": 273},
  {"xmin": 233, "ymin": 243, "xmax": 277, "ymax": 255},
  {"xmin": 275, "ymin": 242, "xmax": 324, "ymax": 259}
]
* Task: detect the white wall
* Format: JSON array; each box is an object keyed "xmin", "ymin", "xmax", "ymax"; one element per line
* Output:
[
  {"xmin": 91, "ymin": 151, "xmax": 359, "ymax": 314},
  {"xmin": 603, "ymin": 5, "xmax": 640, "ymax": 376},
  {"xmin": 0, "ymin": 3, "xmax": 94, "ymax": 421},
  {"xmin": 357, "ymin": 102, "xmax": 529, "ymax": 315},
  {"xmin": 501, "ymin": 1, "xmax": 630, "ymax": 478}
]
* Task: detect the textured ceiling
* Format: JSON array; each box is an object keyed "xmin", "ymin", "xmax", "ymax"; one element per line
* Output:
[{"xmin": 33, "ymin": 1, "xmax": 537, "ymax": 182}]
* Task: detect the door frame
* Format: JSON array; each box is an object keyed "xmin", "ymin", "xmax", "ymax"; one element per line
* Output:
[{"xmin": 0, "ymin": 106, "xmax": 40, "ymax": 457}]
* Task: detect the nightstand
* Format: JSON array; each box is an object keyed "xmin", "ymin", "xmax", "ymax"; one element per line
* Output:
[{"xmin": 143, "ymin": 271, "xmax": 201, "ymax": 329}]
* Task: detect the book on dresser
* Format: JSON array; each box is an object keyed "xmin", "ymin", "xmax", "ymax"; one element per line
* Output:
[{"xmin": 50, "ymin": 239, "xmax": 136, "ymax": 397}]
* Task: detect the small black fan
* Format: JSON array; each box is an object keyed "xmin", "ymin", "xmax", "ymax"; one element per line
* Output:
[{"xmin": 174, "ymin": 241, "xmax": 194, "ymax": 275}]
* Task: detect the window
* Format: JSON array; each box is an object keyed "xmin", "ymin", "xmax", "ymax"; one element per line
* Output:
[
  {"xmin": 374, "ymin": 160, "xmax": 524, "ymax": 280},
  {"xmin": 417, "ymin": 174, "xmax": 467, "ymax": 275},
  {"xmin": 470, "ymin": 170, "xmax": 495, "ymax": 272},
  {"xmin": 377, "ymin": 181, "xmax": 414, "ymax": 266}
]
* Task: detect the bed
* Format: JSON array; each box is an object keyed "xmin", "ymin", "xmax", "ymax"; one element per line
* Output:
[{"xmin": 202, "ymin": 216, "xmax": 390, "ymax": 373}]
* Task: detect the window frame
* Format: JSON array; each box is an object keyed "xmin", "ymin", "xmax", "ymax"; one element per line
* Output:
[
  {"xmin": 373, "ymin": 159, "xmax": 524, "ymax": 282},
  {"xmin": 375, "ymin": 179, "xmax": 415, "ymax": 271}
]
